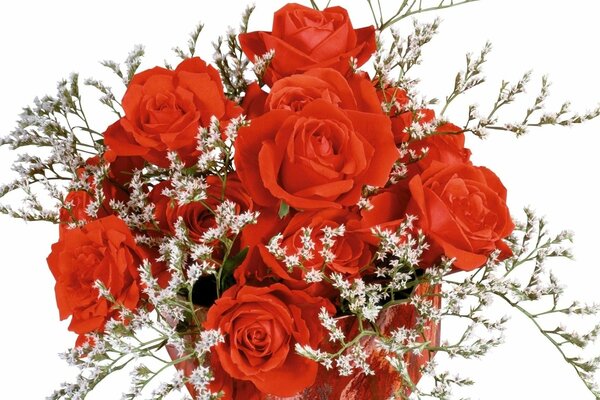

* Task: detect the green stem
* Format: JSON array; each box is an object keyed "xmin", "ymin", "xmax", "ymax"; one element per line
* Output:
[
  {"xmin": 366, "ymin": 0, "xmax": 381, "ymax": 27},
  {"xmin": 497, "ymin": 293, "xmax": 597, "ymax": 397},
  {"xmin": 380, "ymin": 0, "xmax": 479, "ymax": 31},
  {"xmin": 382, "ymin": 298, "xmax": 411, "ymax": 309},
  {"xmin": 137, "ymin": 353, "xmax": 196, "ymax": 393},
  {"xmin": 334, "ymin": 330, "xmax": 378, "ymax": 356}
]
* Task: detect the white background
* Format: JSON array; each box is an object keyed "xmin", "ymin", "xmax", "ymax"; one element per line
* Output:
[{"xmin": 1, "ymin": 0, "xmax": 600, "ymax": 399}]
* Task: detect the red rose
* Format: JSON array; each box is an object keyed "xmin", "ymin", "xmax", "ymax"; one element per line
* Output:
[
  {"xmin": 150, "ymin": 174, "xmax": 253, "ymax": 244},
  {"xmin": 241, "ymin": 82, "xmax": 269, "ymax": 119},
  {"xmin": 235, "ymin": 99, "xmax": 398, "ymax": 210},
  {"xmin": 47, "ymin": 216, "xmax": 148, "ymax": 338},
  {"xmin": 400, "ymin": 125, "xmax": 472, "ymax": 182},
  {"xmin": 239, "ymin": 3, "xmax": 376, "ymax": 85},
  {"xmin": 394, "ymin": 108, "xmax": 435, "ymax": 145},
  {"xmin": 102, "ymin": 151, "xmax": 145, "ymax": 189},
  {"xmin": 237, "ymin": 208, "xmax": 371, "ymax": 299},
  {"xmin": 205, "ymin": 283, "xmax": 334, "ymax": 397},
  {"xmin": 104, "ymin": 57, "xmax": 241, "ymax": 167},
  {"xmin": 241, "ymin": 69, "xmax": 381, "ymax": 119},
  {"xmin": 59, "ymin": 190, "xmax": 95, "ymax": 228},
  {"xmin": 264, "ymin": 68, "xmax": 382, "ymax": 114},
  {"xmin": 376, "ymin": 89, "xmax": 450, "ymax": 147},
  {"xmin": 358, "ymin": 181, "xmax": 412, "ymax": 242},
  {"xmin": 234, "ymin": 207, "xmax": 294, "ymax": 287},
  {"xmin": 376, "ymin": 84, "xmax": 410, "ymax": 143},
  {"xmin": 281, "ymin": 208, "xmax": 370, "ymax": 275},
  {"xmin": 408, "ymin": 127, "xmax": 472, "ymax": 172},
  {"xmin": 406, "ymin": 162, "xmax": 514, "ymax": 270},
  {"xmin": 59, "ymin": 155, "xmax": 141, "ymax": 233}
]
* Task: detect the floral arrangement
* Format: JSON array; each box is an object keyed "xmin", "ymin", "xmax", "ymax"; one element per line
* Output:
[{"xmin": 1, "ymin": 1, "xmax": 599, "ymax": 399}]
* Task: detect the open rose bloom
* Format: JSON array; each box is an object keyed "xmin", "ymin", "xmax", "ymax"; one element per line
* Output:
[{"xmin": 10, "ymin": 1, "xmax": 599, "ymax": 399}]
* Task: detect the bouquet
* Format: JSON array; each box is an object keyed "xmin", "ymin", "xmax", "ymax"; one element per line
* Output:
[{"xmin": 1, "ymin": 1, "xmax": 600, "ymax": 399}]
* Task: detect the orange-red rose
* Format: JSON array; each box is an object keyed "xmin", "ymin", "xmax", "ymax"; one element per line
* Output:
[
  {"xmin": 376, "ymin": 84, "xmax": 410, "ymax": 143},
  {"xmin": 59, "ymin": 155, "xmax": 141, "ymax": 233},
  {"xmin": 406, "ymin": 162, "xmax": 514, "ymax": 270},
  {"xmin": 403, "ymin": 126, "xmax": 472, "ymax": 181},
  {"xmin": 376, "ymin": 86, "xmax": 451, "ymax": 147},
  {"xmin": 239, "ymin": 3, "xmax": 376, "ymax": 85},
  {"xmin": 241, "ymin": 68, "xmax": 382, "ymax": 119},
  {"xmin": 150, "ymin": 174, "xmax": 253, "ymax": 244},
  {"xmin": 204, "ymin": 283, "xmax": 335, "ymax": 397},
  {"xmin": 358, "ymin": 181, "xmax": 412, "ymax": 241},
  {"xmin": 47, "ymin": 216, "xmax": 147, "ymax": 338},
  {"xmin": 104, "ymin": 57, "xmax": 241, "ymax": 167},
  {"xmin": 264, "ymin": 68, "xmax": 382, "ymax": 114},
  {"xmin": 59, "ymin": 190, "xmax": 96, "ymax": 228},
  {"xmin": 279, "ymin": 208, "xmax": 370, "ymax": 275},
  {"xmin": 237, "ymin": 208, "xmax": 372, "ymax": 298},
  {"xmin": 241, "ymin": 82, "xmax": 269, "ymax": 119},
  {"xmin": 234, "ymin": 207, "xmax": 293, "ymax": 288},
  {"xmin": 235, "ymin": 99, "xmax": 398, "ymax": 210},
  {"xmin": 410, "ymin": 128, "xmax": 471, "ymax": 171}
]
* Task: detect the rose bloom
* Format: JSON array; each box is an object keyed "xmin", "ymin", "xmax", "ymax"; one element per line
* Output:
[
  {"xmin": 204, "ymin": 283, "xmax": 335, "ymax": 397},
  {"xmin": 235, "ymin": 99, "xmax": 398, "ymax": 210},
  {"xmin": 358, "ymin": 181, "xmax": 412, "ymax": 240},
  {"xmin": 59, "ymin": 190, "xmax": 97, "ymax": 228},
  {"xmin": 265, "ymin": 68, "xmax": 382, "ymax": 114},
  {"xmin": 100, "ymin": 151, "xmax": 145, "ymax": 185},
  {"xmin": 104, "ymin": 57, "xmax": 241, "ymax": 167},
  {"xmin": 355, "ymin": 127, "xmax": 475, "ymax": 241},
  {"xmin": 276, "ymin": 208, "xmax": 371, "ymax": 276},
  {"xmin": 376, "ymin": 84, "xmax": 410, "ymax": 144},
  {"xmin": 236, "ymin": 208, "xmax": 371, "ymax": 298},
  {"xmin": 409, "ymin": 128, "xmax": 471, "ymax": 171},
  {"xmin": 406, "ymin": 161, "xmax": 514, "ymax": 270},
  {"xmin": 375, "ymin": 84, "xmax": 457, "ymax": 147},
  {"xmin": 150, "ymin": 174, "xmax": 253, "ymax": 244},
  {"xmin": 242, "ymin": 68, "xmax": 382, "ymax": 118},
  {"xmin": 239, "ymin": 3, "xmax": 376, "ymax": 85},
  {"xmin": 59, "ymin": 155, "xmax": 142, "ymax": 233},
  {"xmin": 240, "ymin": 82, "xmax": 269, "ymax": 119},
  {"xmin": 234, "ymin": 207, "xmax": 293, "ymax": 287},
  {"xmin": 47, "ymin": 216, "xmax": 148, "ymax": 341},
  {"xmin": 403, "ymin": 126, "xmax": 473, "ymax": 181}
]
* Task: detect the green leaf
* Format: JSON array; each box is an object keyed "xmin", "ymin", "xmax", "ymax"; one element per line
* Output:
[
  {"xmin": 278, "ymin": 201, "xmax": 290, "ymax": 219},
  {"xmin": 219, "ymin": 247, "xmax": 249, "ymax": 291}
]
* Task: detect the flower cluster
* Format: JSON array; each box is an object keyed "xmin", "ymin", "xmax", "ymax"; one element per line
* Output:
[{"xmin": 2, "ymin": 2, "xmax": 600, "ymax": 400}]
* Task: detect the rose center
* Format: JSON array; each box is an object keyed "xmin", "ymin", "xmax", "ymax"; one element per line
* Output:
[
  {"xmin": 285, "ymin": 10, "xmax": 340, "ymax": 55},
  {"xmin": 314, "ymin": 134, "xmax": 334, "ymax": 156},
  {"xmin": 297, "ymin": 12, "xmax": 329, "ymax": 29},
  {"xmin": 238, "ymin": 320, "xmax": 274, "ymax": 357},
  {"xmin": 146, "ymin": 93, "xmax": 185, "ymax": 125},
  {"xmin": 67, "ymin": 246, "xmax": 104, "ymax": 302},
  {"xmin": 442, "ymin": 179, "xmax": 498, "ymax": 234}
]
